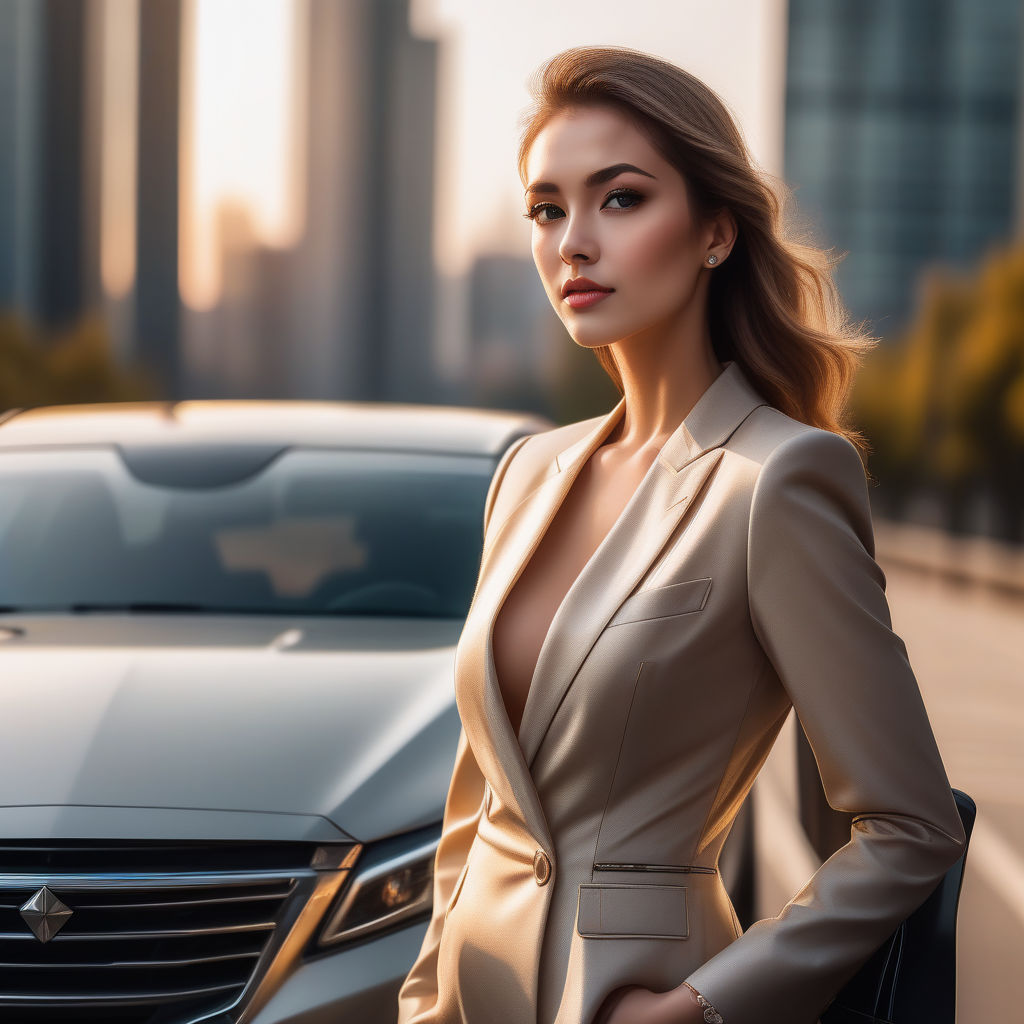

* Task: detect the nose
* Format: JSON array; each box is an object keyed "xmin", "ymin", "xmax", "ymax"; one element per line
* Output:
[{"xmin": 558, "ymin": 218, "xmax": 597, "ymax": 268}]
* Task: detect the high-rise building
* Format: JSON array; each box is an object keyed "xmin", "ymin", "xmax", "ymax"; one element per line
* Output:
[
  {"xmin": 0, "ymin": 0, "xmax": 91, "ymax": 329},
  {"xmin": 189, "ymin": 0, "xmax": 441, "ymax": 403},
  {"xmin": 134, "ymin": 0, "xmax": 184, "ymax": 396},
  {"xmin": 784, "ymin": 0, "xmax": 1023, "ymax": 335},
  {"xmin": 289, "ymin": 0, "xmax": 440, "ymax": 402},
  {"xmin": 2, "ymin": 0, "xmax": 440, "ymax": 403},
  {"xmin": 0, "ymin": 0, "xmax": 35, "ymax": 316},
  {"xmin": 0, "ymin": 0, "xmax": 180, "ymax": 395}
]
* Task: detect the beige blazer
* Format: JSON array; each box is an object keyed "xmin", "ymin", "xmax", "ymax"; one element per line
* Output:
[{"xmin": 396, "ymin": 360, "xmax": 966, "ymax": 1024}]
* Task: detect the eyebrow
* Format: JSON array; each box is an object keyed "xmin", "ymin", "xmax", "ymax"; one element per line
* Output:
[{"xmin": 524, "ymin": 163, "xmax": 657, "ymax": 197}]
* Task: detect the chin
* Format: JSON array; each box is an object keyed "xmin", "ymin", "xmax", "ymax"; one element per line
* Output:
[{"xmin": 561, "ymin": 319, "xmax": 628, "ymax": 350}]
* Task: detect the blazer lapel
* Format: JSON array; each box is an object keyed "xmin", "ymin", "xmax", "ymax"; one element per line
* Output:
[
  {"xmin": 454, "ymin": 361, "xmax": 769, "ymax": 845},
  {"xmin": 453, "ymin": 398, "xmax": 626, "ymax": 852}
]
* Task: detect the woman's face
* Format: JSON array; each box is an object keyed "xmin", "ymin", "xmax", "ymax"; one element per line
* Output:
[{"xmin": 523, "ymin": 104, "xmax": 722, "ymax": 352}]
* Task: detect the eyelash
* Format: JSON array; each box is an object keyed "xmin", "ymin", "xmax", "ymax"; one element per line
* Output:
[{"xmin": 522, "ymin": 188, "xmax": 645, "ymax": 225}]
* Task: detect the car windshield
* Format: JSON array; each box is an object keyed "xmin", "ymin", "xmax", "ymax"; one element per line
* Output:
[{"xmin": 0, "ymin": 446, "xmax": 495, "ymax": 617}]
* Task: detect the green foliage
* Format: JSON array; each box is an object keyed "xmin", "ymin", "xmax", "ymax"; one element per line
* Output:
[{"xmin": 0, "ymin": 311, "xmax": 155, "ymax": 412}]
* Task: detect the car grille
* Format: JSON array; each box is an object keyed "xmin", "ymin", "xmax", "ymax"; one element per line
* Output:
[{"xmin": 0, "ymin": 840, "xmax": 358, "ymax": 1024}]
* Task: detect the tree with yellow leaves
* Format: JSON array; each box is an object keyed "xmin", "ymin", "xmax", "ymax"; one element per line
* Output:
[{"xmin": 852, "ymin": 245, "xmax": 1024, "ymax": 542}]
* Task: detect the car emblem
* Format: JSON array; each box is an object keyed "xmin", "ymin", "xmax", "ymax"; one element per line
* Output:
[{"xmin": 20, "ymin": 886, "xmax": 73, "ymax": 942}]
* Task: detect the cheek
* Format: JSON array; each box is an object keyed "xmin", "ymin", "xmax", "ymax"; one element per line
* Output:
[
  {"xmin": 532, "ymin": 236, "xmax": 562, "ymax": 297},
  {"xmin": 624, "ymin": 215, "xmax": 697, "ymax": 281}
]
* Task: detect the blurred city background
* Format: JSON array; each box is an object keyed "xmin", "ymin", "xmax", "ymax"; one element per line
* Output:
[{"xmin": 1, "ymin": 0, "xmax": 1021, "ymax": 1018}]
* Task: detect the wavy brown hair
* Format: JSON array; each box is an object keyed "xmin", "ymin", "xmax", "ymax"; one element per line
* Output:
[{"xmin": 516, "ymin": 45, "xmax": 878, "ymax": 457}]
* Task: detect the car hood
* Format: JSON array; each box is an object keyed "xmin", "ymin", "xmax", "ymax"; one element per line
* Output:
[{"xmin": 0, "ymin": 615, "xmax": 465, "ymax": 843}]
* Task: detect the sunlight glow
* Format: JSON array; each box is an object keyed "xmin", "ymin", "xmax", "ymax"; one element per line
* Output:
[{"xmin": 179, "ymin": 0, "xmax": 308, "ymax": 311}]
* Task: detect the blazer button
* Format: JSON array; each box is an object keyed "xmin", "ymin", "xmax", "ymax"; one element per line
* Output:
[{"xmin": 533, "ymin": 849, "xmax": 551, "ymax": 885}]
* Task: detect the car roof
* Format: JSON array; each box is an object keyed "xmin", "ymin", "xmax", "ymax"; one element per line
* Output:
[{"xmin": 0, "ymin": 400, "xmax": 553, "ymax": 458}]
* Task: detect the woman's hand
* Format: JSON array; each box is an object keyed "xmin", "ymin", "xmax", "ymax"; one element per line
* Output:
[{"xmin": 593, "ymin": 982, "xmax": 708, "ymax": 1024}]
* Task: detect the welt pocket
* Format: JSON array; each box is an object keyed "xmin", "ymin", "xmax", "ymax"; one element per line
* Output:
[
  {"xmin": 606, "ymin": 576, "xmax": 712, "ymax": 627},
  {"xmin": 576, "ymin": 882, "xmax": 689, "ymax": 939}
]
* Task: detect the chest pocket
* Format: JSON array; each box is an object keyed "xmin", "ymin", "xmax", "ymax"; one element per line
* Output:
[{"xmin": 607, "ymin": 577, "xmax": 712, "ymax": 628}]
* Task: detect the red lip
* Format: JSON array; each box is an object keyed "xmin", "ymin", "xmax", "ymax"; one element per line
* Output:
[{"xmin": 561, "ymin": 276, "xmax": 613, "ymax": 299}]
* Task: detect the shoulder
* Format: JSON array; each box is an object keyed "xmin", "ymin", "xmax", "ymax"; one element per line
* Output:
[
  {"xmin": 730, "ymin": 405, "xmax": 863, "ymax": 472},
  {"xmin": 730, "ymin": 406, "xmax": 873, "ymax": 554},
  {"xmin": 728, "ymin": 405, "xmax": 867, "ymax": 496}
]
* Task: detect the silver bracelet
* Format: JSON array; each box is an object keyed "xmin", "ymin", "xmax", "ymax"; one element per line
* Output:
[{"xmin": 683, "ymin": 982, "xmax": 724, "ymax": 1023}]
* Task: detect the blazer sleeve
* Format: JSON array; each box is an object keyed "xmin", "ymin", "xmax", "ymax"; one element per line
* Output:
[
  {"xmin": 683, "ymin": 428, "xmax": 966, "ymax": 1024},
  {"xmin": 396, "ymin": 434, "xmax": 531, "ymax": 1022}
]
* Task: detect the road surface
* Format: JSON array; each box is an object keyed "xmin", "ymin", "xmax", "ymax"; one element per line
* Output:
[{"xmin": 883, "ymin": 558, "xmax": 1023, "ymax": 1023}]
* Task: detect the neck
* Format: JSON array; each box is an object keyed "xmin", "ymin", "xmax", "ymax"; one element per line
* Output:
[{"xmin": 604, "ymin": 337, "xmax": 724, "ymax": 455}]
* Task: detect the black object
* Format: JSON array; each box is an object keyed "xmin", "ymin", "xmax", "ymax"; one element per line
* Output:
[{"xmin": 820, "ymin": 788, "xmax": 976, "ymax": 1024}]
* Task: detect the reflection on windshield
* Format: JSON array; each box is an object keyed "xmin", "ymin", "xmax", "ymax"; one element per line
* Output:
[{"xmin": 0, "ymin": 447, "xmax": 494, "ymax": 617}]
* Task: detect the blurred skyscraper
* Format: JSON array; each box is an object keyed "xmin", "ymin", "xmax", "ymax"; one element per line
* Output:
[
  {"xmin": 136, "ymin": 0, "xmax": 184, "ymax": 396},
  {"xmin": 0, "ymin": 0, "xmax": 183, "ymax": 392},
  {"xmin": 465, "ymin": 253, "xmax": 555, "ymax": 412},
  {"xmin": 1, "ymin": 0, "xmax": 441, "ymax": 403},
  {"xmin": 0, "ymin": 0, "xmax": 92, "ymax": 328},
  {"xmin": 297, "ymin": 0, "xmax": 440, "ymax": 402},
  {"xmin": 187, "ymin": 0, "xmax": 441, "ymax": 402},
  {"xmin": 784, "ymin": 0, "xmax": 1023, "ymax": 336}
]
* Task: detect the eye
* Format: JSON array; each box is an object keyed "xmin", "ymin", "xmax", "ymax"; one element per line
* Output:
[
  {"xmin": 523, "ymin": 202, "xmax": 560, "ymax": 225},
  {"xmin": 522, "ymin": 188, "xmax": 645, "ymax": 225},
  {"xmin": 604, "ymin": 188, "xmax": 644, "ymax": 211}
]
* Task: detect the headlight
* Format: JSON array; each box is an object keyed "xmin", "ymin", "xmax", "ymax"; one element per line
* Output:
[{"xmin": 314, "ymin": 829, "xmax": 439, "ymax": 949}]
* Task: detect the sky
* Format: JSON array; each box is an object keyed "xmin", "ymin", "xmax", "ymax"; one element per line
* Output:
[{"xmin": 411, "ymin": 0, "xmax": 788, "ymax": 275}]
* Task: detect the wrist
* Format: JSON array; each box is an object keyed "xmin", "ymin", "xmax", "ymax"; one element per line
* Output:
[
  {"xmin": 677, "ymin": 981, "xmax": 724, "ymax": 1024},
  {"xmin": 663, "ymin": 982, "xmax": 704, "ymax": 1024}
]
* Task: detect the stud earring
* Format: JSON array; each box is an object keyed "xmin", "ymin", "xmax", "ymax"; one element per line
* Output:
[{"xmin": 705, "ymin": 254, "xmax": 719, "ymax": 266}]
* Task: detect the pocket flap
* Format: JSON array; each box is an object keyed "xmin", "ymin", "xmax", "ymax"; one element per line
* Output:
[
  {"xmin": 608, "ymin": 577, "xmax": 712, "ymax": 627},
  {"xmin": 576, "ymin": 882, "xmax": 689, "ymax": 939}
]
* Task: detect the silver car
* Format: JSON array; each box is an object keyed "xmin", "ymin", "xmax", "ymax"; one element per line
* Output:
[
  {"xmin": 0, "ymin": 398, "xmax": 758, "ymax": 1023},
  {"xmin": 0, "ymin": 399, "xmax": 549, "ymax": 1024}
]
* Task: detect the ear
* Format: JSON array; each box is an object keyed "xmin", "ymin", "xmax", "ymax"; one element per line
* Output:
[{"xmin": 704, "ymin": 206, "xmax": 738, "ymax": 260}]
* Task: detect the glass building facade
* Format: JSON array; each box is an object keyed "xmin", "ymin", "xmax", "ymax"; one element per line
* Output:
[{"xmin": 784, "ymin": 0, "xmax": 1023, "ymax": 335}]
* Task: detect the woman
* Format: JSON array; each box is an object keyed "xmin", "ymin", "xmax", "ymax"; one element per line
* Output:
[{"xmin": 396, "ymin": 45, "xmax": 965, "ymax": 1024}]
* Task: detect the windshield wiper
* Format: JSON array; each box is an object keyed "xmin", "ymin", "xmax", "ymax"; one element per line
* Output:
[
  {"xmin": 3, "ymin": 603, "xmax": 217, "ymax": 614},
  {"xmin": 70, "ymin": 602, "xmax": 214, "ymax": 613},
  {"xmin": 66, "ymin": 603, "xmax": 331, "ymax": 615},
  {"xmin": 5, "ymin": 603, "xmax": 448, "ymax": 617}
]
